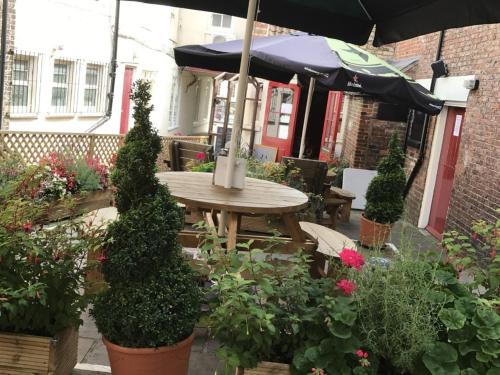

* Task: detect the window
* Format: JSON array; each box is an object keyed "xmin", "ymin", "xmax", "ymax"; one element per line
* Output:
[
  {"xmin": 266, "ymin": 87, "xmax": 294, "ymax": 139},
  {"xmin": 11, "ymin": 52, "xmax": 41, "ymax": 114},
  {"xmin": 51, "ymin": 60, "xmax": 76, "ymax": 113},
  {"xmin": 168, "ymin": 68, "xmax": 180, "ymax": 130},
  {"xmin": 194, "ymin": 78, "xmax": 212, "ymax": 125},
  {"xmin": 211, "ymin": 13, "xmax": 232, "ymax": 28},
  {"xmin": 406, "ymin": 110, "xmax": 428, "ymax": 148},
  {"xmin": 83, "ymin": 64, "xmax": 106, "ymax": 112}
]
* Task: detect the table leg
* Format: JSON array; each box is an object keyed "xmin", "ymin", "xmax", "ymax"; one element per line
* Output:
[
  {"xmin": 227, "ymin": 212, "xmax": 239, "ymax": 251},
  {"xmin": 218, "ymin": 210, "xmax": 228, "ymax": 237},
  {"xmin": 282, "ymin": 213, "xmax": 306, "ymax": 243}
]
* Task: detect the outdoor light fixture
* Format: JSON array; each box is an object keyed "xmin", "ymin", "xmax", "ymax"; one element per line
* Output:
[
  {"xmin": 464, "ymin": 78, "xmax": 480, "ymax": 90},
  {"xmin": 431, "ymin": 59, "xmax": 448, "ymax": 78}
]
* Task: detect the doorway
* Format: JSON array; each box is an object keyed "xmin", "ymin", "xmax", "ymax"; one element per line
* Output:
[
  {"xmin": 119, "ymin": 67, "xmax": 134, "ymax": 134},
  {"xmin": 261, "ymin": 82, "xmax": 301, "ymax": 160},
  {"xmin": 426, "ymin": 107, "xmax": 465, "ymax": 239}
]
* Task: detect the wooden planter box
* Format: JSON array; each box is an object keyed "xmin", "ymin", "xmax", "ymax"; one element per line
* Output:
[
  {"xmin": 0, "ymin": 328, "xmax": 78, "ymax": 375},
  {"xmin": 41, "ymin": 189, "xmax": 113, "ymax": 223},
  {"xmin": 237, "ymin": 362, "xmax": 291, "ymax": 375}
]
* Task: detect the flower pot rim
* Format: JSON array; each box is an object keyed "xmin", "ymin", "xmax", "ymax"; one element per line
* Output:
[
  {"xmin": 102, "ymin": 332, "xmax": 195, "ymax": 355},
  {"xmin": 361, "ymin": 213, "xmax": 392, "ymax": 227}
]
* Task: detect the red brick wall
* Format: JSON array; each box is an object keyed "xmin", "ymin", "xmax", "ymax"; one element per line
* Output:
[
  {"xmin": 0, "ymin": 0, "xmax": 16, "ymax": 130},
  {"xmin": 341, "ymin": 96, "xmax": 406, "ymax": 170},
  {"xmin": 394, "ymin": 25, "xmax": 500, "ymax": 232}
]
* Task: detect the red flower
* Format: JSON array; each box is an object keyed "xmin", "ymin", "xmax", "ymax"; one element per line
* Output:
[
  {"xmin": 471, "ymin": 232, "xmax": 478, "ymax": 241},
  {"xmin": 339, "ymin": 248, "xmax": 365, "ymax": 271},
  {"xmin": 97, "ymin": 253, "xmax": 107, "ymax": 263},
  {"xmin": 356, "ymin": 350, "xmax": 364, "ymax": 358},
  {"xmin": 23, "ymin": 221, "xmax": 33, "ymax": 233},
  {"xmin": 336, "ymin": 279, "xmax": 356, "ymax": 295},
  {"xmin": 196, "ymin": 152, "xmax": 206, "ymax": 161}
]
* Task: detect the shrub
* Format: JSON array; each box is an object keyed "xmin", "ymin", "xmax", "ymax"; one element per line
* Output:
[
  {"xmin": 364, "ymin": 134, "xmax": 406, "ymax": 224},
  {"xmin": 92, "ymin": 80, "xmax": 200, "ymax": 348},
  {"xmin": 0, "ymin": 167, "xmax": 106, "ymax": 337},
  {"xmin": 352, "ymin": 254, "xmax": 442, "ymax": 373}
]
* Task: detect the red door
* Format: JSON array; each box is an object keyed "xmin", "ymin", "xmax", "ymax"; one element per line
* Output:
[
  {"xmin": 427, "ymin": 107, "xmax": 466, "ymax": 239},
  {"xmin": 261, "ymin": 82, "xmax": 301, "ymax": 160},
  {"xmin": 319, "ymin": 91, "xmax": 344, "ymax": 161},
  {"xmin": 119, "ymin": 67, "xmax": 134, "ymax": 134}
]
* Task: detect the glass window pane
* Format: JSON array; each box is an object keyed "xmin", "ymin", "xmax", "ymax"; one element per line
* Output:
[
  {"xmin": 52, "ymin": 87, "xmax": 67, "ymax": 107},
  {"xmin": 12, "ymin": 85, "xmax": 28, "ymax": 106},
  {"xmin": 86, "ymin": 66, "xmax": 98, "ymax": 86},
  {"xmin": 53, "ymin": 63, "xmax": 68, "ymax": 84},
  {"xmin": 13, "ymin": 60, "xmax": 28, "ymax": 81},
  {"xmin": 84, "ymin": 88, "xmax": 97, "ymax": 106},
  {"xmin": 212, "ymin": 13, "xmax": 222, "ymax": 27},
  {"xmin": 222, "ymin": 15, "xmax": 232, "ymax": 28}
]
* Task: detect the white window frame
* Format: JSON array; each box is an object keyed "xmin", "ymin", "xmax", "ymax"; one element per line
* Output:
[
  {"xmin": 211, "ymin": 13, "xmax": 232, "ymax": 29},
  {"xmin": 11, "ymin": 57, "xmax": 32, "ymax": 113},
  {"xmin": 82, "ymin": 63, "xmax": 106, "ymax": 113},
  {"xmin": 168, "ymin": 69, "xmax": 180, "ymax": 130},
  {"xmin": 51, "ymin": 60, "xmax": 75, "ymax": 113}
]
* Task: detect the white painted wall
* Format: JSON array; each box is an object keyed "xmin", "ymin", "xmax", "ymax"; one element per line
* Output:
[{"xmin": 10, "ymin": 0, "xmax": 179, "ymax": 135}]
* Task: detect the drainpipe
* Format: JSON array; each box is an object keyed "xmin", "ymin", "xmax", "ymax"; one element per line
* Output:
[
  {"xmin": 0, "ymin": 0, "xmax": 9, "ymax": 130},
  {"xmin": 404, "ymin": 30, "xmax": 445, "ymax": 197},
  {"xmin": 86, "ymin": 0, "xmax": 120, "ymax": 133}
]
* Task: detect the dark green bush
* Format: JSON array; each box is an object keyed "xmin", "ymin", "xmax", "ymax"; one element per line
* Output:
[
  {"xmin": 92, "ymin": 80, "xmax": 200, "ymax": 348},
  {"xmin": 364, "ymin": 133, "xmax": 406, "ymax": 224}
]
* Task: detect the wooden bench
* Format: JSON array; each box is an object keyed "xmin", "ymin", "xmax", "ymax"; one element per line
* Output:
[
  {"xmin": 300, "ymin": 221, "xmax": 357, "ymax": 276},
  {"xmin": 324, "ymin": 197, "xmax": 347, "ymax": 229},
  {"xmin": 330, "ymin": 187, "xmax": 356, "ymax": 223},
  {"xmin": 168, "ymin": 140, "xmax": 214, "ymax": 171}
]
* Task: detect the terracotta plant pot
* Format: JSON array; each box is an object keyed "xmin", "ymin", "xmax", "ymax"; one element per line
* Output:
[
  {"xmin": 359, "ymin": 214, "xmax": 391, "ymax": 248},
  {"xmin": 103, "ymin": 333, "xmax": 195, "ymax": 375}
]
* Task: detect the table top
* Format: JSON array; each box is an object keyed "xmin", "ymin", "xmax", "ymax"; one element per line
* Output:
[
  {"xmin": 157, "ymin": 172, "xmax": 309, "ymax": 214},
  {"xmin": 330, "ymin": 186, "xmax": 356, "ymax": 199}
]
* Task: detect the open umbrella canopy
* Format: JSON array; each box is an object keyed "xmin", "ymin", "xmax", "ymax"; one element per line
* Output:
[
  {"xmin": 175, "ymin": 33, "xmax": 444, "ymax": 114},
  {"xmin": 127, "ymin": 0, "xmax": 500, "ymax": 46}
]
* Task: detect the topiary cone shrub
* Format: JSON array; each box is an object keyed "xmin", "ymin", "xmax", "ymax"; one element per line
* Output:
[
  {"xmin": 360, "ymin": 134, "xmax": 406, "ymax": 247},
  {"xmin": 91, "ymin": 80, "xmax": 200, "ymax": 349}
]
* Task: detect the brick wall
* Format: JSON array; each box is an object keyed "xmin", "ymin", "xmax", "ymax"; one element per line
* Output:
[
  {"xmin": 0, "ymin": 0, "xmax": 15, "ymax": 130},
  {"xmin": 341, "ymin": 96, "xmax": 406, "ymax": 170},
  {"xmin": 393, "ymin": 25, "xmax": 500, "ymax": 232}
]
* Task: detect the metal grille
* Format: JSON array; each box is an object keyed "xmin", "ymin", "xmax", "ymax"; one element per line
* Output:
[
  {"xmin": 81, "ymin": 62, "xmax": 109, "ymax": 114},
  {"xmin": 10, "ymin": 51, "xmax": 43, "ymax": 114},
  {"xmin": 51, "ymin": 58, "xmax": 80, "ymax": 113}
]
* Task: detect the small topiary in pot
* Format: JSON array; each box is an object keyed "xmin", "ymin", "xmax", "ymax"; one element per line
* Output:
[
  {"xmin": 359, "ymin": 133, "xmax": 406, "ymax": 247},
  {"xmin": 91, "ymin": 80, "xmax": 200, "ymax": 375}
]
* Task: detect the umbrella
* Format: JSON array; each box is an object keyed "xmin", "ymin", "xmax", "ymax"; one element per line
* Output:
[
  {"xmin": 175, "ymin": 33, "xmax": 445, "ymax": 157},
  {"xmin": 127, "ymin": 0, "xmax": 499, "ymax": 187},
  {"xmin": 128, "ymin": 0, "xmax": 500, "ymax": 46}
]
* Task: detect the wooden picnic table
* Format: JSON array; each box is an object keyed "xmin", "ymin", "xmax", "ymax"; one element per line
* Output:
[{"xmin": 157, "ymin": 172, "xmax": 310, "ymax": 250}]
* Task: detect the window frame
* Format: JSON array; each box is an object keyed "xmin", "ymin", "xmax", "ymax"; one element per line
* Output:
[
  {"xmin": 211, "ymin": 13, "xmax": 232, "ymax": 29},
  {"xmin": 11, "ymin": 52, "xmax": 41, "ymax": 114},
  {"xmin": 406, "ymin": 110, "xmax": 428, "ymax": 148},
  {"xmin": 51, "ymin": 59, "xmax": 76, "ymax": 113}
]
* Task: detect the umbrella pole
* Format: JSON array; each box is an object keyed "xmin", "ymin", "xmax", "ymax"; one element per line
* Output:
[
  {"xmin": 298, "ymin": 77, "xmax": 316, "ymax": 159},
  {"xmin": 223, "ymin": 0, "xmax": 258, "ymax": 188}
]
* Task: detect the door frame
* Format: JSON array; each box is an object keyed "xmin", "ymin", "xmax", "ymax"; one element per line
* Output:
[
  {"xmin": 261, "ymin": 81, "xmax": 301, "ymax": 159},
  {"xmin": 119, "ymin": 66, "xmax": 135, "ymax": 135},
  {"xmin": 319, "ymin": 91, "xmax": 343, "ymax": 161},
  {"xmin": 418, "ymin": 104, "xmax": 466, "ymax": 230}
]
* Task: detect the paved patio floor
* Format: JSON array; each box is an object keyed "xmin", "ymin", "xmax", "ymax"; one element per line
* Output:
[{"xmin": 75, "ymin": 208, "xmax": 439, "ymax": 374}]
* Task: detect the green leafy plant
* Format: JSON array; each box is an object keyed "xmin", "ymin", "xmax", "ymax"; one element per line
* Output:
[
  {"xmin": 198, "ymin": 230, "xmax": 368, "ymax": 375},
  {"xmin": 351, "ymin": 254, "xmax": 443, "ymax": 374},
  {"xmin": 364, "ymin": 134, "xmax": 406, "ymax": 224},
  {"xmin": 0, "ymin": 153, "xmax": 25, "ymax": 189},
  {"xmin": 0, "ymin": 167, "xmax": 107, "ymax": 337},
  {"xmin": 91, "ymin": 80, "xmax": 200, "ymax": 348}
]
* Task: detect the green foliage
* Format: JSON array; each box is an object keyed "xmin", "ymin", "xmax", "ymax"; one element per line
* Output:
[
  {"xmin": 0, "ymin": 153, "xmax": 25, "ymax": 189},
  {"xmin": 364, "ymin": 134, "xmax": 406, "ymax": 224},
  {"xmin": 352, "ymin": 254, "xmax": 442, "ymax": 373},
  {"xmin": 190, "ymin": 161, "xmax": 216, "ymax": 173},
  {"xmin": 0, "ymin": 167, "xmax": 107, "ymax": 337},
  {"xmin": 92, "ymin": 80, "xmax": 200, "ymax": 348},
  {"xmin": 422, "ymin": 267, "xmax": 500, "ymax": 375},
  {"xmin": 197, "ymin": 230, "xmax": 367, "ymax": 374},
  {"xmin": 71, "ymin": 159, "xmax": 102, "ymax": 192}
]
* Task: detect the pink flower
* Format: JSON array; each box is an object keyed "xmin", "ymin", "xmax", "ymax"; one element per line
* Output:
[
  {"xmin": 337, "ymin": 279, "xmax": 356, "ymax": 295},
  {"xmin": 196, "ymin": 152, "xmax": 206, "ymax": 161},
  {"xmin": 356, "ymin": 350, "xmax": 365, "ymax": 358},
  {"xmin": 23, "ymin": 221, "xmax": 33, "ymax": 233},
  {"xmin": 97, "ymin": 253, "xmax": 107, "ymax": 264},
  {"xmin": 339, "ymin": 248, "xmax": 365, "ymax": 271},
  {"xmin": 472, "ymin": 232, "xmax": 478, "ymax": 241}
]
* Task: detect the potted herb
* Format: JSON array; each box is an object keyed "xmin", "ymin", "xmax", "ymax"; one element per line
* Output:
[
  {"xmin": 0, "ymin": 166, "xmax": 106, "ymax": 374},
  {"xmin": 359, "ymin": 134, "xmax": 406, "ymax": 247},
  {"xmin": 200, "ymin": 233, "xmax": 370, "ymax": 375},
  {"xmin": 91, "ymin": 80, "xmax": 200, "ymax": 375}
]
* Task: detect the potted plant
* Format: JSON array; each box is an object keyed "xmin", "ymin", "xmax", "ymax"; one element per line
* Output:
[
  {"xmin": 0, "ymin": 165, "xmax": 106, "ymax": 374},
  {"xmin": 359, "ymin": 134, "xmax": 406, "ymax": 247},
  {"xmin": 199, "ymin": 232, "xmax": 370, "ymax": 375},
  {"xmin": 91, "ymin": 80, "xmax": 200, "ymax": 375}
]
